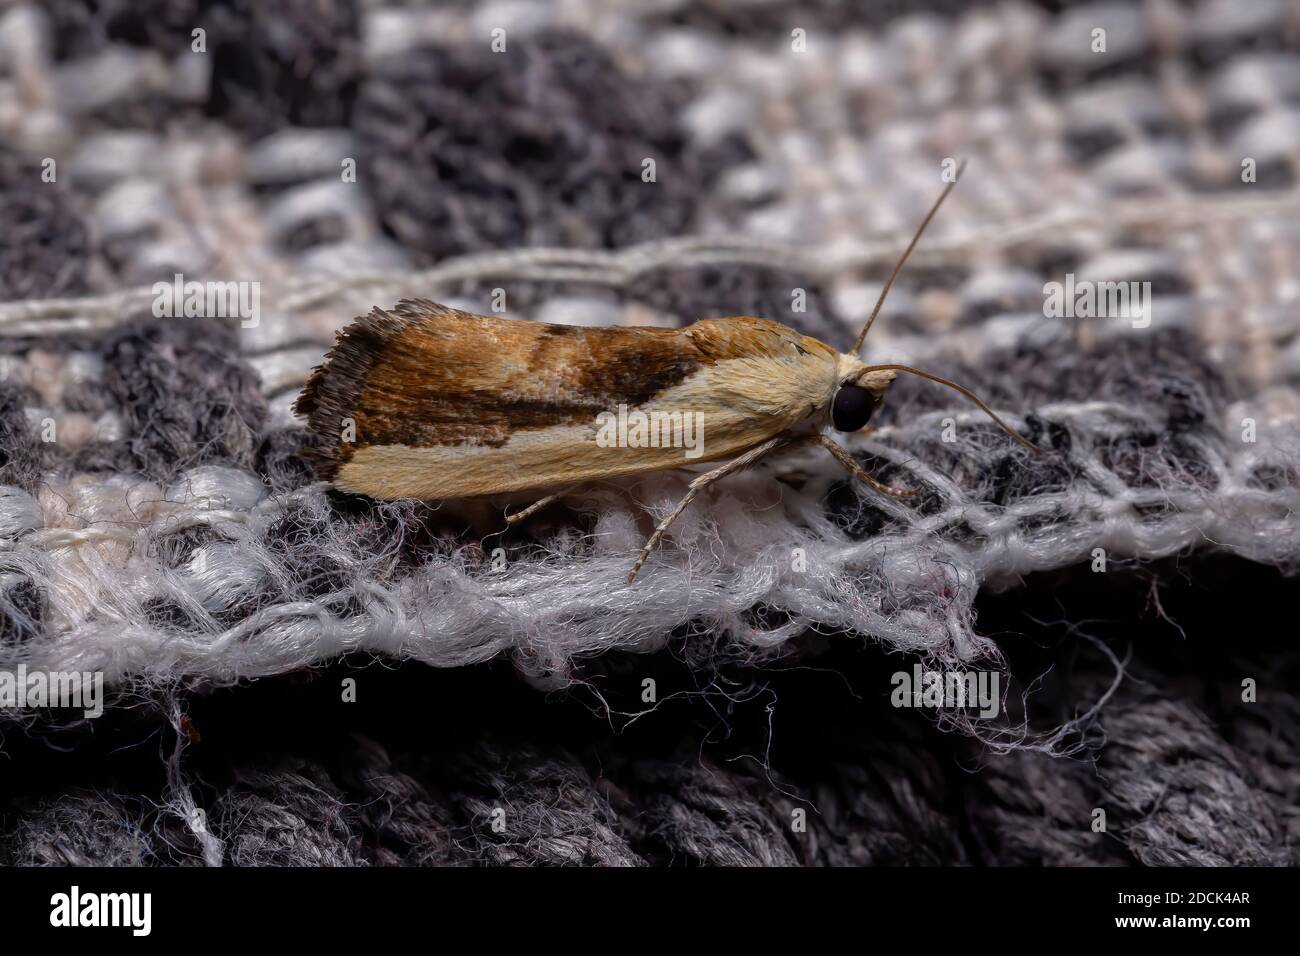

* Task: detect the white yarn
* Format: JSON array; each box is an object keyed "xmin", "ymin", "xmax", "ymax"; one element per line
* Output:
[{"xmin": 3, "ymin": 390, "xmax": 1296, "ymax": 689}]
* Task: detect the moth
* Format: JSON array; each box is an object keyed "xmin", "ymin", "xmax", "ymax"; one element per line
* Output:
[{"xmin": 295, "ymin": 169, "xmax": 1038, "ymax": 583}]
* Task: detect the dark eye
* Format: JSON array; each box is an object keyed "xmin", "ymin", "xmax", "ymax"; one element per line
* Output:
[{"xmin": 832, "ymin": 384, "xmax": 877, "ymax": 432}]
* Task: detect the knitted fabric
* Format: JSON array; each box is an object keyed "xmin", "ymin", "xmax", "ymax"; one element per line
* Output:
[{"xmin": 1, "ymin": 0, "xmax": 1298, "ymax": 865}]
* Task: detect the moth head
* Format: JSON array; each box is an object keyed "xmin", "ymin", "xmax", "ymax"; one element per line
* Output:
[{"xmin": 830, "ymin": 357, "xmax": 895, "ymax": 432}]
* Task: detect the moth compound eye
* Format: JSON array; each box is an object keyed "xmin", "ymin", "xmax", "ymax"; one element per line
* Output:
[{"xmin": 832, "ymin": 384, "xmax": 877, "ymax": 432}]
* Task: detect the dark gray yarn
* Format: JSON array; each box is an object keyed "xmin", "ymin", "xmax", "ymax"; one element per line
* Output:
[
  {"xmin": 204, "ymin": 0, "xmax": 362, "ymax": 134},
  {"xmin": 965, "ymin": 751, "xmax": 1124, "ymax": 866},
  {"xmin": 42, "ymin": 0, "xmax": 203, "ymax": 60},
  {"xmin": 38, "ymin": 1, "xmax": 202, "ymax": 131},
  {"xmin": 799, "ymin": 728, "xmax": 973, "ymax": 867},
  {"xmin": 335, "ymin": 736, "xmax": 459, "ymax": 867},
  {"xmin": 256, "ymin": 427, "xmax": 322, "ymax": 495},
  {"xmin": 1216, "ymin": 645, "xmax": 1300, "ymax": 858},
  {"xmin": 1230, "ymin": 723, "xmax": 1300, "ymax": 859},
  {"xmin": 212, "ymin": 761, "xmax": 367, "ymax": 867},
  {"xmin": 641, "ymin": 0, "xmax": 1013, "ymax": 34},
  {"xmin": 0, "ymin": 573, "xmax": 42, "ymax": 647},
  {"xmin": 440, "ymin": 743, "xmax": 639, "ymax": 867},
  {"xmin": 611, "ymin": 756, "xmax": 798, "ymax": 866},
  {"xmin": 0, "ymin": 384, "xmax": 42, "ymax": 493},
  {"xmin": 355, "ymin": 30, "xmax": 718, "ymax": 261},
  {"xmin": 0, "ymin": 148, "xmax": 90, "ymax": 301},
  {"xmin": 44, "ymin": 0, "xmax": 361, "ymax": 134},
  {"xmin": 1099, "ymin": 689, "xmax": 1287, "ymax": 867},
  {"xmin": 95, "ymin": 319, "xmax": 268, "ymax": 481},
  {"xmin": 1, "ymin": 790, "xmax": 154, "ymax": 867}
]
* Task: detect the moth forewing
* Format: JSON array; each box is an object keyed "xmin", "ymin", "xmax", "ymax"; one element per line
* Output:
[{"xmin": 295, "ymin": 299, "xmax": 840, "ymax": 501}]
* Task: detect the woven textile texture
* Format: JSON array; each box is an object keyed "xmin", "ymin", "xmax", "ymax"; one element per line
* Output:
[{"xmin": 1, "ymin": 0, "xmax": 1298, "ymax": 866}]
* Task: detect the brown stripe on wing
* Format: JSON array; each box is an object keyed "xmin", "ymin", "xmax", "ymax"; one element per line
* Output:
[{"xmin": 356, "ymin": 311, "xmax": 708, "ymax": 451}]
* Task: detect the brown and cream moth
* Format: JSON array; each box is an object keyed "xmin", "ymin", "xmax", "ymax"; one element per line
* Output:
[{"xmin": 295, "ymin": 168, "xmax": 1039, "ymax": 582}]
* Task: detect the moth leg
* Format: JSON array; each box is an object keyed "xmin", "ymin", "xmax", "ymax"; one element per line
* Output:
[
  {"xmin": 814, "ymin": 434, "xmax": 915, "ymax": 497},
  {"xmin": 504, "ymin": 486, "xmax": 581, "ymax": 525},
  {"xmin": 627, "ymin": 436, "xmax": 788, "ymax": 584}
]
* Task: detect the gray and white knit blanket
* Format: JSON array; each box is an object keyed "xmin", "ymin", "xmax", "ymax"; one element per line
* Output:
[{"xmin": 0, "ymin": 0, "xmax": 1297, "ymax": 865}]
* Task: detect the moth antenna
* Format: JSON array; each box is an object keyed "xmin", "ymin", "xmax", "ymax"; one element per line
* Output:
[
  {"xmin": 861, "ymin": 363, "xmax": 1042, "ymax": 453},
  {"xmin": 853, "ymin": 158, "xmax": 968, "ymax": 354}
]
